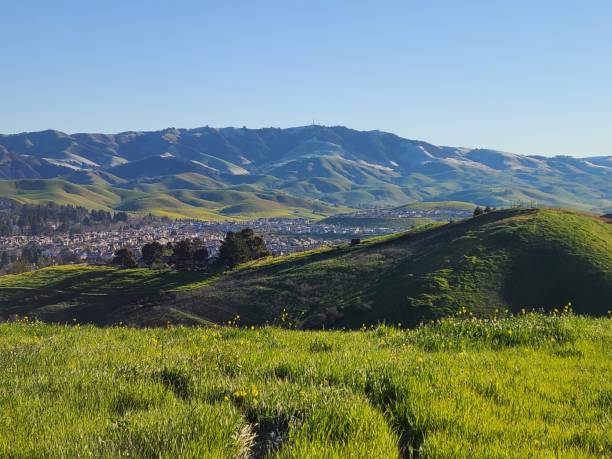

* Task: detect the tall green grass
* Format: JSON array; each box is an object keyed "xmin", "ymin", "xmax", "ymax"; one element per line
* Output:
[{"xmin": 0, "ymin": 313, "xmax": 610, "ymax": 457}]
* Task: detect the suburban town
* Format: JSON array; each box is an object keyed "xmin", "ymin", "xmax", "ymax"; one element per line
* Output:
[
  {"xmin": 0, "ymin": 217, "xmax": 396, "ymax": 265},
  {"xmin": 0, "ymin": 204, "xmax": 472, "ymax": 270}
]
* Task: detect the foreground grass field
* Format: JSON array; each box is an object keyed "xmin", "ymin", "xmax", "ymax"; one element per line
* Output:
[{"xmin": 1, "ymin": 313, "xmax": 610, "ymax": 458}]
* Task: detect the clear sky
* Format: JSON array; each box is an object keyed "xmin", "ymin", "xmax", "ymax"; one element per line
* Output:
[{"xmin": 1, "ymin": 0, "xmax": 611, "ymax": 157}]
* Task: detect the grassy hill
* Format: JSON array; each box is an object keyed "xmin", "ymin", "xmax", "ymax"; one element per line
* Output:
[
  {"xmin": 1, "ymin": 208, "xmax": 610, "ymax": 327},
  {"xmin": 173, "ymin": 208, "xmax": 611, "ymax": 328},
  {"xmin": 1, "ymin": 314, "xmax": 610, "ymax": 457},
  {"xmin": 0, "ymin": 179, "xmax": 127, "ymax": 210},
  {"xmin": 0, "ymin": 179, "xmax": 341, "ymax": 220}
]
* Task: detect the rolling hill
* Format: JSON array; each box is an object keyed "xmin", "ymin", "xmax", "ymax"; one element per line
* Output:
[
  {"xmin": 0, "ymin": 178, "xmax": 339, "ymax": 220},
  {"xmin": 1, "ymin": 208, "xmax": 610, "ymax": 327},
  {"xmin": 0, "ymin": 179, "xmax": 127, "ymax": 209},
  {"xmin": 1, "ymin": 125, "xmax": 610, "ymax": 212}
]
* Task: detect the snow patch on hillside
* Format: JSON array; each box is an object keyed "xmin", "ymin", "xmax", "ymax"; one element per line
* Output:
[
  {"xmin": 42, "ymin": 159, "xmax": 83, "ymax": 171},
  {"xmin": 357, "ymin": 159, "xmax": 394, "ymax": 172}
]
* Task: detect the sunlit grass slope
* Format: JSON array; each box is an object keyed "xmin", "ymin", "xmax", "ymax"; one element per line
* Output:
[
  {"xmin": 0, "ymin": 179, "xmax": 341, "ymax": 219},
  {"xmin": 0, "ymin": 208, "xmax": 610, "ymax": 328},
  {"xmin": 0, "ymin": 179, "xmax": 126, "ymax": 210},
  {"xmin": 175, "ymin": 208, "xmax": 612, "ymax": 328},
  {"xmin": 0, "ymin": 265, "xmax": 213, "ymax": 325},
  {"xmin": 0, "ymin": 313, "xmax": 610, "ymax": 458}
]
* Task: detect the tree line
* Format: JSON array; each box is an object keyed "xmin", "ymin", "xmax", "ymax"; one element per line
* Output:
[
  {"xmin": 0, "ymin": 201, "xmax": 129, "ymax": 236},
  {"xmin": 0, "ymin": 240, "xmax": 83, "ymax": 275},
  {"xmin": 473, "ymin": 205, "xmax": 495, "ymax": 217},
  {"xmin": 111, "ymin": 228, "xmax": 271, "ymax": 272}
]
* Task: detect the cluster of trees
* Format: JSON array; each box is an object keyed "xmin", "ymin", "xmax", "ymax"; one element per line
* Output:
[
  {"xmin": 110, "ymin": 248, "xmax": 138, "ymax": 269},
  {"xmin": 0, "ymin": 252, "xmax": 17, "ymax": 274},
  {"xmin": 111, "ymin": 228, "xmax": 271, "ymax": 271},
  {"xmin": 0, "ymin": 241, "xmax": 83, "ymax": 275},
  {"xmin": 0, "ymin": 202, "xmax": 129, "ymax": 236},
  {"xmin": 0, "ymin": 255, "xmax": 29, "ymax": 275},
  {"xmin": 473, "ymin": 205, "xmax": 495, "ymax": 217},
  {"xmin": 139, "ymin": 238, "xmax": 209, "ymax": 270},
  {"xmin": 0, "ymin": 242, "xmax": 43, "ymax": 274},
  {"xmin": 217, "ymin": 229, "xmax": 271, "ymax": 269},
  {"xmin": 112, "ymin": 238, "xmax": 210, "ymax": 270}
]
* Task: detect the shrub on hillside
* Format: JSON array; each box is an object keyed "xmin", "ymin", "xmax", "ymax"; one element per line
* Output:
[
  {"xmin": 142, "ymin": 241, "xmax": 164, "ymax": 267},
  {"xmin": 111, "ymin": 247, "xmax": 138, "ymax": 269}
]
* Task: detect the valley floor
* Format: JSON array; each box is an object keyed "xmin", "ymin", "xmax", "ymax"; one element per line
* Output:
[{"xmin": 1, "ymin": 313, "xmax": 610, "ymax": 458}]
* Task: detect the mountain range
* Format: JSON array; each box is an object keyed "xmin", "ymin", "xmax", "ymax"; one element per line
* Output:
[{"xmin": 1, "ymin": 125, "xmax": 610, "ymax": 215}]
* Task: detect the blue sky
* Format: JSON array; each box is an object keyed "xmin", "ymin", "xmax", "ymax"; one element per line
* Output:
[{"xmin": 1, "ymin": 0, "xmax": 611, "ymax": 157}]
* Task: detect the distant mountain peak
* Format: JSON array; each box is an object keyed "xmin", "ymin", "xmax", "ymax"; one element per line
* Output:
[{"xmin": 0, "ymin": 125, "xmax": 609, "ymax": 212}]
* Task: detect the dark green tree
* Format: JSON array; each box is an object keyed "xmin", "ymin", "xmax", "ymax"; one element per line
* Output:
[
  {"xmin": 113, "ymin": 211, "xmax": 129, "ymax": 222},
  {"xmin": 0, "ymin": 219, "xmax": 12, "ymax": 237},
  {"xmin": 217, "ymin": 228, "xmax": 271, "ymax": 269},
  {"xmin": 473, "ymin": 206, "xmax": 484, "ymax": 217},
  {"xmin": 58, "ymin": 248, "xmax": 79, "ymax": 264},
  {"xmin": 111, "ymin": 247, "xmax": 138, "ymax": 269},
  {"xmin": 192, "ymin": 245, "xmax": 209, "ymax": 270},
  {"xmin": 0, "ymin": 251, "xmax": 8, "ymax": 268},
  {"xmin": 169, "ymin": 239, "xmax": 193, "ymax": 270},
  {"xmin": 21, "ymin": 241, "xmax": 42, "ymax": 264},
  {"xmin": 142, "ymin": 241, "xmax": 164, "ymax": 267},
  {"xmin": 168, "ymin": 238, "xmax": 208, "ymax": 271}
]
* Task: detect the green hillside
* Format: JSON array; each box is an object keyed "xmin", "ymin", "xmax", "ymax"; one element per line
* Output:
[
  {"xmin": 1, "ymin": 208, "xmax": 610, "ymax": 327},
  {"xmin": 1, "ymin": 315, "xmax": 610, "ymax": 457},
  {"xmin": 0, "ymin": 179, "xmax": 126, "ymax": 210},
  {"xmin": 0, "ymin": 179, "xmax": 341, "ymax": 220},
  {"xmin": 173, "ymin": 208, "xmax": 611, "ymax": 328}
]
